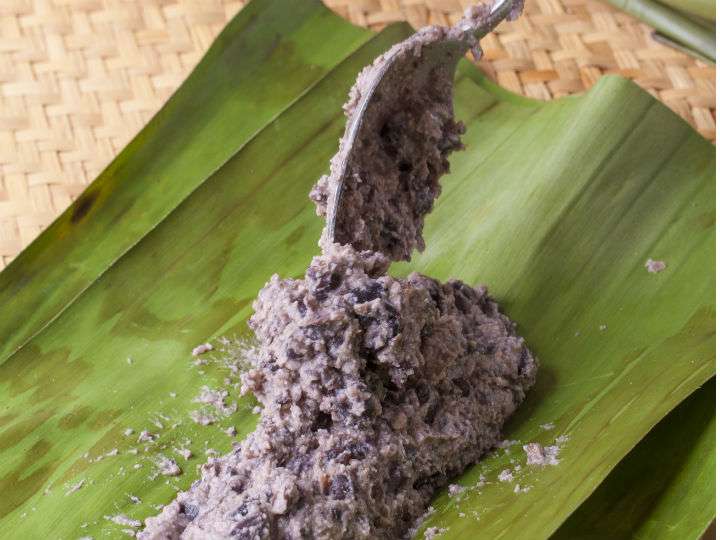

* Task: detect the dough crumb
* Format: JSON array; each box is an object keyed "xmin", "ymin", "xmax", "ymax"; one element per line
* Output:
[
  {"xmin": 65, "ymin": 479, "xmax": 85, "ymax": 496},
  {"xmin": 175, "ymin": 447, "xmax": 193, "ymax": 460},
  {"xmin": 189, "ymin": 410, "xmax": 216, "ymax": 426},
  {"xmin": 498, "ymin": 469, "xmax": 514, "ymax": 482},
  {"xmin": 424, "ymin": 526, "xmax": 449, "ymax": 539},
  {"xmin": 645, "ymin": 259, "xmax": 667, "ymax": 273},
  {"xmin": 191, "ymin": 343, "xmax": 213, "ymax": 356},
  {"xmin": 523, "ymin": 442, "xmax": 560, "ymax": 466},
  {"xmin": 156, "ymin": 456, "xmax": 181, "ymax": 477},
  {"xmin": 137, "ymin": 430, "xmax": 157, "ymax": 443},
  {"xmin": 107, "ymin": 514, "xmax": 141, "ymax": 528}
]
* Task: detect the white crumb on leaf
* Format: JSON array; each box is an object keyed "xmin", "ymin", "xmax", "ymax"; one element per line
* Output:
[
  {"xmin": 193, "ymin": 385, "xmax": 237, "ymax": 416},
  {"xmin": 192, "ymin": 343, "xmax": 213, "ymax": 356},
  {"xmin": 137, "ymin": 430, "xmax": 157, "ymax": 443},
  {"xmin": 65, "ymin": 479, "xmax": 85, "ymax": 495},
  {"xmin": 129, "ymin": 495, "xmax": 142, "ymax": 504},
  {"xmin": 156, "ymin": 455, "xmax": 182, "ymax": 476},
  {"xmin": 498, "ymin": 469, "xmax": 514, "ymax": 482},
  {"xmin": 540, "ymin": 422, "xmax": 555, "ymax": 431},
  {"xmin": 448, "ymin": 483, "xmax": 465, "ymax": 496},
  {"xmin": 190, "ymin": 410, "xmax": 216, "ymax": 426},
  {"xmin": 556, "ymin": 434, "xmax": 570, "ymax": 445},
  {"xmin": 513, "ymin": 484, "xmax": 531, "ymax": 494},
  {"xmin": 523, "ymin": 442, "xmax": 560, "ymax": 466},
  {"xmin": 106, "ymin": 514, "xmax": 141, "ymax": 528},
  {"xmin": 424, "ymin": 526, "xmax": 449, "ymax": 539},
  {"xmin": 175, "ymin": 447, "xmax": 193, "ymax": 460},
  {"xmin": 123, "ymin": 428, "xmax": 134, "ymax": 437},
  {"xmin": 645, "ymin": 258, "xmax": 667, "ymax": 273},
  {"xmin": 599, "ymin": 324, "xmax": 607, "ymax": 331}
]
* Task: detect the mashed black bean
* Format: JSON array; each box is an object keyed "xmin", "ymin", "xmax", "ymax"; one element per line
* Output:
[
  {"xmin": 140, "ymin": 5, "xmax": 536, "ymax": 539},
  {"xmin": 140, "ymin": 246, "xmax": 536, "ymax": 539}
]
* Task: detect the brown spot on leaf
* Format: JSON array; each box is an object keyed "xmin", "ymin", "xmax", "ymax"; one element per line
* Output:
[
  {"xmin": 0, "ymin": 439, "xmax": 54, "ymax": 519},
  {"xmin": 70, "ymin": 190, "xmax": 99, "ymax": 223}
]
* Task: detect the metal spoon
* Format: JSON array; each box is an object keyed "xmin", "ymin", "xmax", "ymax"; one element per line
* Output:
[{"xmin": 318, "ymin": 0, "xmax": 522, "ymax": 261}]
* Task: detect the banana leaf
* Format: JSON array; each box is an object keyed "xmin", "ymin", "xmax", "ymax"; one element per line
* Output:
[
  {"xmin": 0, "ymin": 1, "xmax": 714, "ymax": 539},
  {"xmin": 552, "ymin": 379, "xmax": 715, "ymax": 540},
  {"xmin": 656, "ymin": 0, "xmax": 715, "ymax": 23},
  {"xmin": 605, "ymin": 0, "xmax": 715, "ymax": 62}
]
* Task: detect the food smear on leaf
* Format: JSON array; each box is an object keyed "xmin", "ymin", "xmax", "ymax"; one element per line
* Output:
[
  {"xmin": 645, "ymin": 258, "xmax": 667, "ymax": 273},
  {"xmin": 191, "ymin": 343, "xmax": 213, "ymax": 356},
  {"xmin": 523, "ymin": 442, "xmax": 560, "ymax": 467}
]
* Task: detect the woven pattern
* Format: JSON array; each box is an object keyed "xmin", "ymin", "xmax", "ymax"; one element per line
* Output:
[{"xmin": 0, "ymin": 0, "xmax": 715, "ymax": 269}]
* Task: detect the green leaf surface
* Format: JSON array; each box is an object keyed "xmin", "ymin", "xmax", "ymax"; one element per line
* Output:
[
  {"xmin": 0, "ymin": 0, "xmax": 373, "ymax": 365},
  {"xmin": 404, "ymin": 65, "xmax": 714, "ymax": 539},
  {"xmin": 0, "ymin": 1, "xmax": 714, "ymax": 539},
  {"xmin": 605, "ymin": 0, "xmax": 715, "ymax": 61},
  {"xmin": 656, "ymin": 0, "xmax": 715, "ymax": 23},
  {"xmin": 552, "ymin": 379, "xmax": 715, "ymax": 540}
]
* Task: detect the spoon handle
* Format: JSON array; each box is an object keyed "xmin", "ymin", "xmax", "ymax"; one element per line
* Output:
[{"xmin": 466, "ymin": 0, "xmax": 523, "ymax": 40}]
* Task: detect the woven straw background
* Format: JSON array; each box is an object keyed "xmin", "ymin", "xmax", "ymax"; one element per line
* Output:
[{"xmin": 0, "ymin": 0, "xmax": 715, "ymax": 269}]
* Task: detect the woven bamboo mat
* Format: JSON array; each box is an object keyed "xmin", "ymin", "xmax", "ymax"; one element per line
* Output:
[{"xmin": 0, "ymin": 0, "xmax": 714, "ymax": 269}]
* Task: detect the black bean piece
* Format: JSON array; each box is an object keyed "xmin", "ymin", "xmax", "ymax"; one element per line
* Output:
[
  {"xmin": 179, "ymin": 503, "xmax": 199, "ymax": 521},
  {"xmin": 229, "ymin": 514, "xmax": 265, "ymax": 538},
  {"xmin": 453, "ymin": 378, "xmax": 471, "ymax": 397},
  {"xmin": 313, "ymin": 412, "xmax": 332, "ymax": 431},
  {"xmin": 352, "ymin": 281, "xmax": 384, "ymax": 304},
  {"xmin": 415, "ymin": 384, "xmax": 430, "ymax": 404},
  {"xmin": 330, "ymin": 474, "xmax": 352, "ymax": 500}
]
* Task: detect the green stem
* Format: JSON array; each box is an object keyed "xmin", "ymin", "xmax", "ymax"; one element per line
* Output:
[{"xmin": 606, "ymin": 0, "xmax": 715, "ymax": 62}]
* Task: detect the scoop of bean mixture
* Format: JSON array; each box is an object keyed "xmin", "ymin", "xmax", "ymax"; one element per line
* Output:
[{"xmin": 140, "ymin": 7, "xmax": 537, "ymax": 539}]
